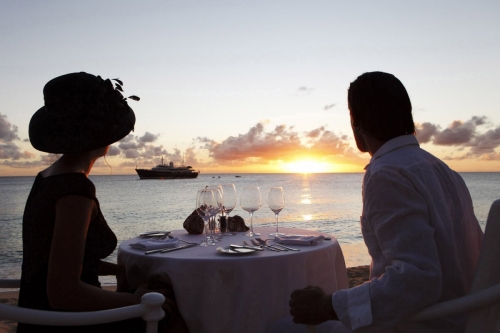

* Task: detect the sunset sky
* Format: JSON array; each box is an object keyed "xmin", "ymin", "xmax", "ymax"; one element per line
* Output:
[{"xmin": 1, "ymin": 0, "xmax": 499, "ymax": 176}]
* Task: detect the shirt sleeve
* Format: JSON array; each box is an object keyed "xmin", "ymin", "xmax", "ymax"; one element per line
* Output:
[{"xmin": 332, "ymin": 169, "xmax": 443, "ymax": 332}]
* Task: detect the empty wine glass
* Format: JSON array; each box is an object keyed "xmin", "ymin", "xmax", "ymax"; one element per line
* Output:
[
  {"xmin": 205, "ymin": 185, "xmax": 223, "ymax": 242},
  {"xmin": 220, "ymin": 184, "xmax": 237, "ymax": 236},
  {"xmin": 240, "ymin": 186, "xmax": 262, "ymax": 236},
  {"xmin": 196, "ymin": 189, "xmax": 212, "ymax": 246},
  {"xmin": 268, "ymin": 187, "xmax": 285, "ymax": 237}
]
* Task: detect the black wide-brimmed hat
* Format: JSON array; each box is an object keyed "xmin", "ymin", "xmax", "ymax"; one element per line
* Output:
[{"xmin": 29, "ymin": 72, "xmax": 137, "ymax": 154}]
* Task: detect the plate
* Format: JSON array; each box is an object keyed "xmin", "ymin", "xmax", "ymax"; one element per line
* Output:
[{"xmin": 216, "ymin": 246, "xmax": 256, "ymax": 255}]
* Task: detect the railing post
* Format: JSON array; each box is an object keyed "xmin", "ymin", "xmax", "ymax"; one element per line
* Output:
[{"xmin": 141, "ymin": 292, "xmax": 165, "ymax": 333}]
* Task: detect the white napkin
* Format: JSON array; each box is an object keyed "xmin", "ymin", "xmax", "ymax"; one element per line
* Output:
[
  {"xmin": 274, "ymin": 235, "xmax": 325, "ymax": 246},
  {"xmin": 129, "ymin": 237, "xmax": 179, "ymax": 250}
]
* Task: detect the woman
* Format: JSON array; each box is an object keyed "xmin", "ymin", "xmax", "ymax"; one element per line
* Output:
[{"xmin": 17, "ymin": 72, "xmax": 185, "ymax": 332}]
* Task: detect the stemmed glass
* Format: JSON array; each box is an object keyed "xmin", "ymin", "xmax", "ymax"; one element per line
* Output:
[
  {"xmin": 268, "ymin": 187, "xmax": 285, "ymax": 237},
  {"xmin": 196, "ymin": 189, "xmax": 217, "ymax": 246},
  {"xmin": 219, "ymin": 184, "xmax": 237, "ymax": 236},
  {"xmin": 205, "ymin": 185, "xmax": 223, "ymax": 242},
  {"xmin": 240, "ymin": 186, "xmax": 262, "ymax": 237}
]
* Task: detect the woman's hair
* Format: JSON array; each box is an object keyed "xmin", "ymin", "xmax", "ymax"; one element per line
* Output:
[{"xmin": 348, "ymin": 71, "xmax": 415, "ymax": 142}]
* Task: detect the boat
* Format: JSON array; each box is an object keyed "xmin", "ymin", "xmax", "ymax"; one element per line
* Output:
[{"xmin": 135, "ymin": 157, "xmax": 200, "ymax": 179}]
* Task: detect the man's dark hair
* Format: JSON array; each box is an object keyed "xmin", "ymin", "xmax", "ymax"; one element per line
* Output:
[{"xmin": 348, "ymin": 71, "xmax": 415, "ymax": 142}]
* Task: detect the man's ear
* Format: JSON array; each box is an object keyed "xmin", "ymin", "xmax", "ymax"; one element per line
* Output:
[{"xmin": 350, "ymin": 115, "xmax": 361, "ymax": 132}]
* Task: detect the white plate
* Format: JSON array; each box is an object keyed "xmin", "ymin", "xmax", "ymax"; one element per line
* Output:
[{"xmin": 216, "ymin": 246, "xmax": 256, "ymax": 255}]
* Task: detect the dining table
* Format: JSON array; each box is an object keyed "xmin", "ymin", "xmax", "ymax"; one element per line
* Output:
[{"xmin": 118, "ymin": 226, "xmax": 349, "ymax": 333}]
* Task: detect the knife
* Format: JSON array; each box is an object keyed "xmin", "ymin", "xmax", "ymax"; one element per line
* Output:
[
  {"xmin": 230, "ymin": 244, "xmax": 264, "ymax": 251},
  {"xmin": 140, "ymin": 231, "xmax": 171, "ymax": 238},
  {"xmin": 273, "ymin": 244, "xmax": 300, "ymax": 251},
  {"xmin": 144, "ymin": 244, "xmax": 195, "ymax": 255}
]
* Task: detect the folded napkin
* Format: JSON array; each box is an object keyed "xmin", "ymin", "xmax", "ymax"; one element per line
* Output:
[
  {"xmin": 274, "ymin": 235, "xmax": 325, "ymax": 246},
  {"xmin": 129, "ymin": 237, "xmax": 179, "ymax": 250}
]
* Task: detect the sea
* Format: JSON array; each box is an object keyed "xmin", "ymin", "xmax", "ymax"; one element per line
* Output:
[{"xmin": 1, "ymin": 172, "xmax": 499, "ymax": 290}]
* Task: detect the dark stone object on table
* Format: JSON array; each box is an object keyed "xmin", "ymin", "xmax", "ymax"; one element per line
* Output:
[
  {"xmin": 183, "ymin": 210, "xmax": 250, "ymax": 234},
  {"xmin": 227, "ymin": 215, "xmax": 250, "ymax": 232},
  {"xmin": 183, "ymin": 210, "xmax": 205, "ymax": 234}
]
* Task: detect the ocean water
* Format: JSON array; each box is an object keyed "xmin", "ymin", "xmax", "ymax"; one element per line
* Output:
[{"xmin": 1, "ymin": 172, "xmax": 498, "ymax": 289}]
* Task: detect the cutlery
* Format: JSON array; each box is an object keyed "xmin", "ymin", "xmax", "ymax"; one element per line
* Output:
[
  {"xmin": 168, "ymin": 235, "xmax": 199, "ymax": 245},
  {"xmin": 248, "ymin": 239, "xmax": 280, "ymax": 252},
  {"xmin": 140, "ymin": 231, "xmax": 171, "ymax": 238},
  {"xmin": 161, "ymin": 244, "xmax": 197, "ymax": 253},
  {"xmin": 281, "ymin": 234, "xmax": 331, "ymax": 240},
  {"xmin": 230, "ymin": 244, "xmax": 264, "ymax": 251},
  {"xmin": 255, "ymin": 238, "xmax": 300, "ymax": 251},
  {"xmin": 272, "ymin": 244, "xmax": 300, "ymax": 251},
  {"xmin": 144, "ymin": 244, "xmax": 195, "ymax": 255},
  {"xmin": 269, "ymin": 244, "xmax": 287, "ymax": 251}
]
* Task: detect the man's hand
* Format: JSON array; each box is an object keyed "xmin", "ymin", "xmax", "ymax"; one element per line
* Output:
[{"xmin": 289, "ymin": 286, "xmax": 338, "ymax": 325}]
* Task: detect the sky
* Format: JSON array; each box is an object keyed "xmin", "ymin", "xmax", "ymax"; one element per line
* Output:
[{"xmin": 1, "ymin": 0, "xmax": 499, "ymax": 176}]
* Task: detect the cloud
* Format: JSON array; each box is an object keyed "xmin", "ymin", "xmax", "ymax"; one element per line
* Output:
[
  {"xmin": 138, "ymin": 132, "xmax": 159, "ymax": 143},
  {"xmin": 107, "ymin": 145, "xmax": 121, "ymax": 156},
  {"xmin": 464, "ymin": 126, "xmax": 500, "ymax": 158},
  {"xmin": 196, "ymin": 122, "xmax": 359, "ymax": 167},
  {"xmin": 0, "ymin": 113, "xmax": 35, "ymax": 160},
  {"xmin": 305, "ymin": 126, "xmax": 325, "ymax": 139},
  {"xmin": 415, "ymin": 122, "xmax": 439, "ymax": 144},
  {"xmin": 197, "ymin": 122, "xmax": 301, "ymax": 161},
  {"xmin": 109, "ymin": 133, "xmax": 196, "ymax": 168},
  {"xmin": 416, "ymin": 116, "xmax": 500, "ymax": 160},
  {"xmin": 1, "ymin": 154, "xmax": 53, "ymax": 168},
  {"xmin": 433, "ymin": 117, "xmax": 486, "ymax": 145},
  {"xmin": 297, "ymin": 86, "xmax": 314, "ymax": 94},
  {"xmin": 0, "ymin": 114, "xmax": 20, "ymax": 142}
]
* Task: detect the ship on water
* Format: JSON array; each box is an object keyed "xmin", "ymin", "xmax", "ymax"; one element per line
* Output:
[{"xmin": 135, "ymin": 157, "xmax": 199, "ymax": 179}]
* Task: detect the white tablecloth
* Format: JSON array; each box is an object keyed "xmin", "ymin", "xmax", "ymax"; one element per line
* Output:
[{"xmin": 118, "ymin": 227, "xmax": 348, "ymax": 333}]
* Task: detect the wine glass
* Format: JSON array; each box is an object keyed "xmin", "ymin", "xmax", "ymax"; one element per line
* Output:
[
  {"xmin": 205, "ymin": 185, "xmax": 223, "ymax": 242},
  {"xmin": 196, "ymin": 189, "xmax": 212, "ymax": 246},
  {"xmin": 268, "ymin": 187, "xmax": 285, "ymax": 237},
  {"xmin": 220, "ymin": 184, "xmax": 237, "ymax": 236},
  {"xmin": 240, "ymin": 186, "xmax": 262, "ymax": 236}
]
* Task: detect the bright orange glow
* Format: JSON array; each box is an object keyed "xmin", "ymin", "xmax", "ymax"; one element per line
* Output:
[{"xmin": 283, "ymin": 159, "xmax": 332, "ymax": 173}]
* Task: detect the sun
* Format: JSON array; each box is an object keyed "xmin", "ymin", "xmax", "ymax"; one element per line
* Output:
[{"xmin": 283, "ymin": 159, "xmax": 332, "ymax": 173}]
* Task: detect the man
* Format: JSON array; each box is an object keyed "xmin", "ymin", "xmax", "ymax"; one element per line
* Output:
[{"xmin": 270, "ymin": 72, "xmax": 483, "ymax": 332}]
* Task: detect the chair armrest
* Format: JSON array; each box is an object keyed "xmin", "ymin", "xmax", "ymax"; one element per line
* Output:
[
  {"xmin": 410, "ymin": 284, "xmax": 500, "ymax": 321},
  {"xmin": 0, "ymin": 291, "xmax": 164, "ymax": 331}
]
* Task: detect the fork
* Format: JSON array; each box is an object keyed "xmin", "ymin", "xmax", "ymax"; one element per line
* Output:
[
  {"xmin": 255, "ymin": 237, "xmax": 300, "ymax": 251},
  {"xmin": 241, "ymin": 241, "xmax": 264, "ymax": 251},
  {"xmin": 248, "ymin": 239, "xmax": 280, "ymax": 252},
  {"xmin": 168, "ymin": 235, "xmax": 200, "ymax": 245}
]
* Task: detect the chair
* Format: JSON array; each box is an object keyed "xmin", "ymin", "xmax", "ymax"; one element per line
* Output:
[
  {"xmin": 0, "ymin": 280, "xmax": 165, "ymax": 333},
  {"xmin": 410, "ymin": 199, "xmax": 500, "ymax": 332}
]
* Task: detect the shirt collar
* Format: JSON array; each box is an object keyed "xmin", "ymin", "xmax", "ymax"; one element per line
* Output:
[{"xmin": 364, "ymin": 135, "xmax": 420, "ymax": 170}]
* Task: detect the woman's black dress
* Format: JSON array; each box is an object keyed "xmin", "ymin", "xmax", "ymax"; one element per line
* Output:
[{"xmin": 17, "ymin": 173, "xmax": 145, "ymax": 333}]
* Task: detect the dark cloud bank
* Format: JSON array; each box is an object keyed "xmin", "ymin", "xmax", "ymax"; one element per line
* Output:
[
  {"xmin": 2, "ymin": 112, "xmax": 500, "ymax": 170},
  {"xmin": 0, "ymin": 113, "xmax": 35, "ymax": 166},
  {"xmin": 415, "ymin": 116, "xmax": 500, "ymax": 160}
]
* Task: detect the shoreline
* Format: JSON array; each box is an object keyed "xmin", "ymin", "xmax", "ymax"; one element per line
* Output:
[{"xmin": 0, "ymin": 266, "xmax": 370, "ymax": 333}]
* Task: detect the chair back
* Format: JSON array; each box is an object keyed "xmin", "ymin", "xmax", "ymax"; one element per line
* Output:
[
  {"xmin": 465, "ymin": 199, "xmax": 500, "ymax": 332},
  {"xmin": 410, "ymin": 199, "xmax": 500, "ymax": 327}
]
